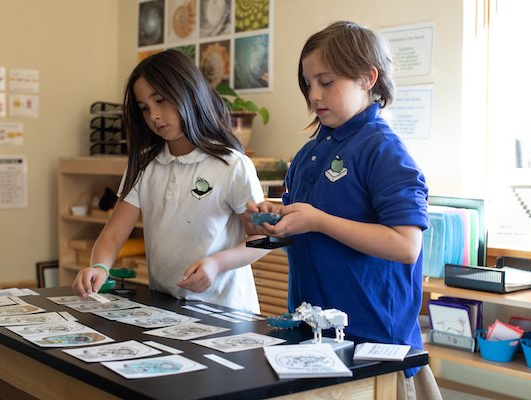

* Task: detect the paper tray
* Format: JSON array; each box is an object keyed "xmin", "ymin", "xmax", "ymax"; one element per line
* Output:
[{"xmin": 444, "ymin": 264, "xmax": 531, "ymax": 294}]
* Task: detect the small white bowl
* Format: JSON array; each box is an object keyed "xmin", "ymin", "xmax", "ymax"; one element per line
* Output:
[{"xmin": 70, "ymin": 205, "xmax": 88, "ymax": 216}]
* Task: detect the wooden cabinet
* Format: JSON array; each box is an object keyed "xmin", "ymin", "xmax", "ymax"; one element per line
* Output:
[
  {"xmin": 252, "ymin": 249, "xmax": 289, "ymax": 316},
  {"xmin": 57, "ymin": 157, "xmax": 147, "ymax": 287}
]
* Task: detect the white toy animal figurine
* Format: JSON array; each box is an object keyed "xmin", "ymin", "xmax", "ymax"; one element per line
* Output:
[{"xmin": 292, "ymin": 302, "xmax": 348, "ymax": 344}]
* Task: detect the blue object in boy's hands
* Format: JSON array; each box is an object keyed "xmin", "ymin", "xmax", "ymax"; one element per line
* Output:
[{"xmin": 251, "ymin": 212, "xmax": 282, "ymax": 225}]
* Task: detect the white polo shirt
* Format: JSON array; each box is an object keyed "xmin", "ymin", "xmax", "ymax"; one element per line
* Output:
[{"xmin": 122, "ymin": 144, "xmax": 264, "ymax": 313}]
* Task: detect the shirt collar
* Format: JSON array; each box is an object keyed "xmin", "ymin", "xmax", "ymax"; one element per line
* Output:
[
  {"xmin": 155, "ymin": 143, "xmax": 209, "ymax": 165},
  {"xmin": 317, "ymin": 103, "xmax": 381, "ymax": 142}
]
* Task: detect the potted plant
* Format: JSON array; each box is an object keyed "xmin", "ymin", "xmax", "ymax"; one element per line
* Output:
[{"xmin": 215, "ymin": 82, "xmax": 270, "ymax": 149}]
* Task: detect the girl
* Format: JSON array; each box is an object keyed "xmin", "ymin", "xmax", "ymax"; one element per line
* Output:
[
  {"xmin": 72, "ymin": 49, "xmax": 268, "ymax": 313},
  {"xmin": 247, "ymin": 21, "xmax": 442, "ymax": 398}
]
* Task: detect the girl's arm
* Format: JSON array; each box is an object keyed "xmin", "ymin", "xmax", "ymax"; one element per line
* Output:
[
  {"xmin": 71, "ymin": 200, "xmax": 140, "ymax": 297},
  {"xmin": 255, "ymin": 202, "xmax": 423, "ymax": 264},
  {"xmin": 177, "ymin": 214, "xmax": 271, "ymax": 292}
]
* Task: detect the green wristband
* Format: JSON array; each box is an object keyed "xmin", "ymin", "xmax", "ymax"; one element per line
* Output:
[{"xmin": 91, "ymin": 263, "xmax": 110, "ymax": 277}]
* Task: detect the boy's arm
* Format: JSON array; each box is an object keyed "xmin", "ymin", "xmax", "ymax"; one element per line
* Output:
[{"xmin": 259, "ymin": 202, "xmax": 422, "ymax": 264}]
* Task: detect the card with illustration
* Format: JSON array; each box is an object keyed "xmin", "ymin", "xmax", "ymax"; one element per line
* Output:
[
  {"xmin": 102, "ymin": 354, "xmax": 207, "ymax": 379},
  {"xmin": 144, "ymin": 322, "xmax": 230, "ymax": 340},
  {"xmin": 7, "ymin": 320, "xmax": 86, "ymax": 337},
  {"xmin": 25, "ymin": 327, "xmax": 114, "ymax": 348},
  {"xmin": 66, "ymin": 299, "xmax": 141, "ymax": 313},
  {"xmin": 0, "ymin": 304, "xmax": 46, "ymax": 316},
  {"xmin": 264, "ymin": 343, "xmax": 352, "ymax": 379},
  {"xmin": 0, "ymin": 288, "xmax": 37, "ymax": 297},
  {"xmin": 47, "ymin": 294, "xmax": 123, "ymax": 305},
  {"xmin": 0, "ymin": 311, "xmax": 66, "ymax": 327},
  {"xmin": 92, "ymin": 306, "xmax": 167, "ymax": 320},
  {"xmin": 64, "ymin": 340, "xmax": 161, "ymax": 363},
  {"xmin": 0, "ymin": 297, "xmax": 17, "ymax": 307},
  {"xmin": 118, "ymin": 312, "xmax": 200, "ymax": 329},
  {"xmin": 192, "ymin": 332, "xmax": 285, "ymax": 353}
]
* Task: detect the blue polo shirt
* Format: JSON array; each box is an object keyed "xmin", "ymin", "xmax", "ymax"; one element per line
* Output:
[{"xmin": 283, "ymin": 104, "xmax": 429, "ymax": 376}]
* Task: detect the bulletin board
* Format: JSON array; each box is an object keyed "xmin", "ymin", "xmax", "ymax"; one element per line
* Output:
[{"xmin": 137, "ymin": 0, "xmax": 273, "ymax": 92}]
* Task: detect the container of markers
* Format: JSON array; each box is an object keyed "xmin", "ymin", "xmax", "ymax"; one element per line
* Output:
[
  {"xmin": 476, "ymin": 329, "xmax": 519, "ymax": 362},
  {"xmin": 521, "ymin": 338, "xmax": 531, "ymax": 368}
]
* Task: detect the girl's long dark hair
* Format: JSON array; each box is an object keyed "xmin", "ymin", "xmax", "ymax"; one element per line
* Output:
[{"xmin": 121, "ymin": 49, "xmax": 242, "ymax": 198}]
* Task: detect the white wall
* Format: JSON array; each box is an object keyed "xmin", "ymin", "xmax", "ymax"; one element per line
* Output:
[{"xmin": 0, "ymin": 0, "xmax": 121, "ymax": 282}]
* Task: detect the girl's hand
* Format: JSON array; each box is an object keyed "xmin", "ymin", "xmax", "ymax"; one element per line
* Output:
[
  {"xmin": 71, "ymin": 267, "xmax": 108, "ymax": 297},
  {"xmin": 177, "ymin": 257, "xmax": 220, "ymax": 293},
  {"xmin": 259, "ymin": 202, "xmax": 323, "ymax": 237}
]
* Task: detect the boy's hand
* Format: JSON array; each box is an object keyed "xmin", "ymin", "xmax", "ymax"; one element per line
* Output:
[
  {"xmin": 258, "ymin": 202, "xmax": 323, "ymax": 237},
  {"xmin": 244, "ymin": 201, "xmax": 283, "ymax": 235}
]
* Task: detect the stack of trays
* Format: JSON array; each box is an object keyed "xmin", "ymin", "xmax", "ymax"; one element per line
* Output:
[{"xmin": 89, "ymin": 101, "xmax": 126, "ymax": 156}]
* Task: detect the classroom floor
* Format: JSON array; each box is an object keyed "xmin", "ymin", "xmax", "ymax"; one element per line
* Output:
[{"xmin": 440, "ymin": 388, "xmax": 498, "ymax": 400}]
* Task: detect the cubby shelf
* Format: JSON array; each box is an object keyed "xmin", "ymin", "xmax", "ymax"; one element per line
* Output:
[{"xmin": 423, "ymin": 277, "xmax": 531, "ymax": 380}]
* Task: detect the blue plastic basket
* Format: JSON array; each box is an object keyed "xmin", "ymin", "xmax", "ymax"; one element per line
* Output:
[
  {"xmin": 516, "ymin": 331, "xmax": 531, "ymax": 353},
  {"xmin": 521, "ymin": 338, "xmax": 531, "ymax": 368},
  {"xmin": 476, "ymin": 329, "xmax": 519, "ymax": 362}
]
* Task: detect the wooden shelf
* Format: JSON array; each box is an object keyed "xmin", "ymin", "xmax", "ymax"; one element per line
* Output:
[
  {"xmin": 58, "ymin": 157, "xmax": 140, "ymax": 286},
  {"xmin": 60, "ymin": 214, "xmax": 143, "ymax": 228},
  {"xmin": 423, "ymin": 277, "xmax": 531, "ymax": 310},
  {"xmin": 59, "ymin": 156, "xmax": 127, "ymax": 175},
  {"xmin": 423, "ymin": 277, "xmax": 531, "ymax": 382},
  {"xmin": 425, "ymin": 344, "xmax": 531, "ymax": 380}
]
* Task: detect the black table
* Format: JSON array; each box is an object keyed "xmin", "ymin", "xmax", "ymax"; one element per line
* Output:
[{"xmin": 0, "ymin": 286, "xmax": 428, "ymax": 400}]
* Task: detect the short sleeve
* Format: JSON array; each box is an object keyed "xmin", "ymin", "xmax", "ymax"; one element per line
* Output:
[{"xmin": 228, "ymin": 154, "xmax": 264, "ymax": 214}]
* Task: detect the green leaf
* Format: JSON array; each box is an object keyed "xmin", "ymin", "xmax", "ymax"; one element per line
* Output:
[
  {"xmin": 243, "ymin": 100, "xmax": 259, "ymax": 112},
  {"xmin": 258, "ymin": 108, "xmax": 270, "ymax": 125},
  {"xmin": 215, "ymin": 82, "xmax": 238, "ymax": 98}
]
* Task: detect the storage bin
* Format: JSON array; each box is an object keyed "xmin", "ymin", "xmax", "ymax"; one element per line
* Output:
[
  {"xmin": 521, "ymin": 338, "xmax": 531, "ymax": 368},
  {"xmin": 476, "ymin": 329, "xmax": 519, "ymax": 362}
]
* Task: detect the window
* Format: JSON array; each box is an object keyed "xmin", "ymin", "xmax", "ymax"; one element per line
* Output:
[{"xmin": 481, "ymin": 0, "xmax": 531, "ymax": 250}]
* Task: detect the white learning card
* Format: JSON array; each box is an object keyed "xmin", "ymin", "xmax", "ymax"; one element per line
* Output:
[
  {"xmin": 66, "ymin": 299, "xmax": 141, "ymax": 313},
  {"xmin": 263, "ymin": 344, "xmax": 352, "ymax": 379},
  {"xmin": 7, "ymin": 320, "xmax": 86, "ymax": 337},
  {"xmin": 118, "ymin": 311, "xmax": 200, "ymax": 329},
  {"xmin": 102, "ymin": 354, "xmax": 207, "ymax": 379},
  {"xmin": 0, "ymin": 303, "xmax": 45, "ymax": 316},
  {"xmin": 144, "ymin": 322, "xmax": 230, "ymax": 341},
  {"xmin": 192, "ymin": 332, "xmax": 285, "ymax": 353},
  {"xmin": 353, "ymin": 342, "xmax": 411, "ymax": 361},
  {"xmin": 0, "ymin": 311, "xmax": 66, "ymax": 327},
  {"xmin": 428, "ymin": 303, "xmax": 472, "ymax": 337},
  {"xmin": 63, "ymin": 340, "xmax": 161, "ymax": 362},
  {"xmin": 25, "ymin": 327, "xmax": 114, "ymax": 348}
]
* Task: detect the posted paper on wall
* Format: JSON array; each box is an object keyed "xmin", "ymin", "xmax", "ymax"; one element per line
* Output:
[
  {"xmin": 0, "ymin": 123, "xmax": 24, "ymax": 145},
  {"xmin": 380, "ymin": 22, "xmax": 434, "ymax": 78},
  {"xmin": 0, "ymin": 156, "xmax": 28, "ymax": 208},
  {"xmin": 9, "ymin": 94, "xmax": 39, "ymax": 118},
  {"xmin": 383, "ymin": 85, "xmax": 434, "ymax": 139}
]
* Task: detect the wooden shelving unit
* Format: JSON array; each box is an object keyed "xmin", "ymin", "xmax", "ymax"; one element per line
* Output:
[
  {"xmin": 423, "ymin": 277, "xmax": 531, "ymax": 381},
  {"xmin": 57, "ymin": 157, "xmax": 147, "ymax": 287},
  {"xmin": 252, "ymin": 249, "xmax": 289, "ymax": 316}
]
